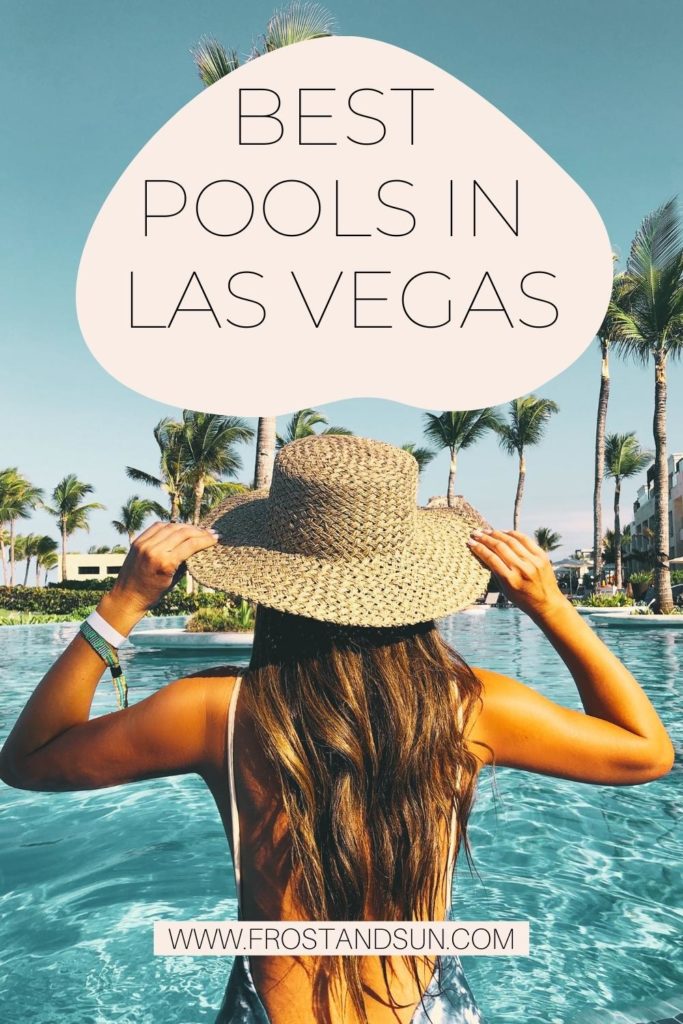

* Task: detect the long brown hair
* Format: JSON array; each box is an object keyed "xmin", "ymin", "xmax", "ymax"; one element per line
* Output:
[{"xmin": 241, "ymin": 604, "xmax": 484, "ymax": 1023}]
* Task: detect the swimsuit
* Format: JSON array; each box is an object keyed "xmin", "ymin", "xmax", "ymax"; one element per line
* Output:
[{"xmin": 215, "ymin": 677, "xmax": 486, "ymax": 1024}]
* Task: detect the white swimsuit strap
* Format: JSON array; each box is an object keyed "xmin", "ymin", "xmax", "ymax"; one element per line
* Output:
[
  {"xmin": 446, "ymin": 698, "xmax": 465, "ymax": 915},
  {"xmin": 227, "ymin": 675, "xmax": 243, "ymax": 913}
]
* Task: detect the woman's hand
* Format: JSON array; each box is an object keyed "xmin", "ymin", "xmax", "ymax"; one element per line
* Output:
[
  {"xmin": 98, "ymin": 522, "xmax": 219, "ymax": 633},
  {"xmin": 467, "ymin": 528, "xmax": 566, "ymax": 622}
]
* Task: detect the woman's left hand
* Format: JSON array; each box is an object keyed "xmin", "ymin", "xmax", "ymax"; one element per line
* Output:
[
  {"xmin": 467, "ymin": 528, "xmax": 565, "ymax": 622},
  {"xmin": 101, "ymin": 522, "xmax": 218, "ymax": 628}
]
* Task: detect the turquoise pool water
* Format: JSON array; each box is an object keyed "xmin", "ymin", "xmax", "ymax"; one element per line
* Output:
[{"xmin": 0, "ymin": 611, "xmax": 680, "ymax": 1024}]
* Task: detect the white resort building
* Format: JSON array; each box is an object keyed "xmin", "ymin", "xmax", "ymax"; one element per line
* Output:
[
  {"xmin": 56, "ymin": 552, "xmax": 126, "ymax": 583},
  {"xmin": 624, "ymin": 452, "xmax": 683, "ymax": 566}
]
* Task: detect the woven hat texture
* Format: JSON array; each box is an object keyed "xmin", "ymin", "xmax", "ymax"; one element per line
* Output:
[{"xmin": 187, "ymin": 435, "xmax": 491, "ymax": 627}]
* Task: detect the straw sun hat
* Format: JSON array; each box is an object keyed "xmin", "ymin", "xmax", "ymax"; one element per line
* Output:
[{"xmin": 187, "ymin": 435, "xmax": 491, "ymax": 628}]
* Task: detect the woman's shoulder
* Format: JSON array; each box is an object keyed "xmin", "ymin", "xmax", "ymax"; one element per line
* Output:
[
  {"xmin": 169, "ymin": 667, "xmax": 244, "ymax": 779},
  {"xmin": 465, "ymin": 666, "xmax": 529, "ymax": 767},
  {"xmin": 181, "ymin": 665, "xmax": 244, "ymax": 729}
]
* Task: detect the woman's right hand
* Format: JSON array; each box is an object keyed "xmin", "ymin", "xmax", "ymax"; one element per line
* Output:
[
  {"xmin": 467, "ymin": 528, "xmax": 567, "ymax": 622},
  {"xmin": 97, "ymin": 522, "xmax": 219, "ymax": 634}
]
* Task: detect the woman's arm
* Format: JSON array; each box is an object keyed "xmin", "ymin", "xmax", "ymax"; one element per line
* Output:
[
  {"xmin": 0, "ymin": 522, "xmax": 222, "ymax": 791},
  {"xmin": 465, "ymin": 529, "xmax": 675, "ymax": 785}
]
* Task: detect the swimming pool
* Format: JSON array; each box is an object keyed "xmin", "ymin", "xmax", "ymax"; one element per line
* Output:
[{"xmin": 0, "ymin": 611, "xmax": 680, "ymax": 1024}]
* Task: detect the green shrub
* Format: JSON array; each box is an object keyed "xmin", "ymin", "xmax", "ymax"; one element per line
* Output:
[
  {"xmin": 186, "ymin": 608, "xmax": 235, "ymax": 632},
  {"xmin": 231, "ymin": 599, "xmax": 256, "ymax": 631},
  {"xmin": 581, "ymin": 593, "xmax": 634, "ymax": 608},
  {"xmin": 153, "ymin": 588, "xmax": 226, "ymax": 615},
  {"xmin": 47, "ymin": 579, "xmax": 115, "ymax": 592},
  {"xmin": 671, "ymin": 570, "xmax": 683, "ymax": 586},
  {"xmin": 186, "ymin": 600, "xmax": 255, "ymax": 633},
  {"xmin": 0, "ymin": 587, "xmax": 102, "ymax": 615},
  {"xmin": 0, "ymin": 584, "xmax": 227, "ymax": 619},
  {"xmin": 0, "ymin": 610, "xmax": 78, "ymax": 625},
  {"xmin": 627, "ymin": 570, "xmax": 653, "ymax": 600},
  {"xmin": 628, "ymin": 571, "xmax": 653, "ymax": 585}
]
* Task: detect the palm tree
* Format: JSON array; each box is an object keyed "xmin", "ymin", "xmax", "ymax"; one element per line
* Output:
[
  {"xmin": 0, "ymin": 470, "xmax": 17, "ymax": 583},
  {"xmin": 603, "ymin": 525, "xmax": 632, "ymax": 565},
  {"xmin": 13, "ymin": 534, "xmax": 27, "ymax": 581},
  {"xmin": 0, "ymin": 528, "xmax": 8, "ymax": 586},
  {"xmin": 127, "ymin": 417, "xmax": 187, "ymax": 521},
  {"xmin": 192, "ymin": 2, "xmax": 335, "ymax": 86},
  {"xmin": 423, "ymin": 410, "xmax": 502, "ymax": 507},
  {"xmin": 192, "ymin": 3, "xmax": 335, "ymax": 492},
  {"xmin": 496, "ymin": 396, "xmax": 559, "ymax": 530},
  {"xmin": 610, "ymin": 199, "xmax": 683, "ymax": 612},
  {"xmin": 18, "ymin": 533, "xmax": 42, "ymax": 586},
  {"xmin": 190, "ymin": 481, "xmax": 249, "ymax": 519},
  {"xmin": 604, "ymin": 433, "xmax": 653, "ymax": 589},
  {"xmin": 592, "ymin": 257, "xmax": 621, "ymax": 587},
  {"xmin": 35, "ymin": 536, "xmax": 58, "ymax": 586},
  {"xmin": 0, "ymin": 468, "xmax": 18, "ymax": 586},
  {"xmin": 534, "ymin": 527, "xmax": 562, "ymax": 553},
  {"xmin": 181, "ymin": 411, "xmax": 254, "ymax": 524},
  {"xmin": 46, "ymin": 475, "xmax": 105, "ymax": 582},
  {"xmin": 112, "ymin": 495, "xmax": 166, "ymax": 545},
  {"xmin": 276, "ymin": 408, "xmax": 352, "ymax": 450},
  {"xmin": 0, "ymin": 468, "xmax": 43, "ymax": 587},
  {"xmin": 401, "ymin": 444, "xmax": 436, "ymax": 475},
  {"xmin": 38, "ymin": 548, "xmax": 58, "ymax": 586}
]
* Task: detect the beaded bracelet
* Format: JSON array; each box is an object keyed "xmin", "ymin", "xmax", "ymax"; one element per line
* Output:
[{"xmin": 79, "ymin": 620, "xmax": 129, "ymax": 709}]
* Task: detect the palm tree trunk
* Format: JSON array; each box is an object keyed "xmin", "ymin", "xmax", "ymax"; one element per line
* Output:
[
  {"xmin": 653, "ymin": 353, "xmax": 673, "ymax": 613},
  {"xmin": 192, "ymin": 480, "xmax": 206, "ymax": 526},
  {"xmin": 9, "ymin": 519, "xmax": 15, "ymax": 588},
  {"xmin": 593, "ymin": 340, "xmax": 610, "ymax": 587},
  {"xmin": 23, "ymin": 556, "xmax": 31, "ymax": 587},
  {"xmin": 447, "ymin": 450, "xmax": 458, "ymax": 507},
  {"xmin": 61, "ymin": 521, "xmax": 68, "ymax": 584},
  {"xmin": 35, "ymin": 561, "xmax": 41, "ymax": 587},
  {"xmin": 254, "ymin": 416, "xmax": 277, "ymax": 489},
  {"xmin": 170, "ymin": 493, "xmax": 180, "ymax": 523},
  {"xmin": 613, "ymin": 477, "xmax": 622, "ymax": 590},
  {"xmin": 185, "ymin": 478, "xmax": 208, "ymax": 596},
  {"xmin": 0, "ymin": 530, "xmax": 7, "ymax": 587},
  {"xmin": 513, "ymin": 453, "xmax": 526, "ymax": 530}
]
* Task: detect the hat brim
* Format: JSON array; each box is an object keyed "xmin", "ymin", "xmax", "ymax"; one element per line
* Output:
[{"xmin": 187, "ymin": 490, "xmax": 491, "ymax": 628}]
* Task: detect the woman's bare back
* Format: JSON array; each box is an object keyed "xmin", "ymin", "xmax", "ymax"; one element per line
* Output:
[{"xmin": 201, "ymin": 672, "xmax": 459, "ymax": 1024}]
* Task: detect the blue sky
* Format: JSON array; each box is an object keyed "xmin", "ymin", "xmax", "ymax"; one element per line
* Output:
[{"xmin": 2, "ymin": 0, "xmax": 682, "ymax": 559}]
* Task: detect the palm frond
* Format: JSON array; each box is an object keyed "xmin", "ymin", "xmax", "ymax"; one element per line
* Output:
[
  {"xmin": 125, "ymin": 466, "xmax": 163, "ymax": 488},
  {"xmin": 276, "ymin": 408, "xmax": 350, "ymax": 448},
  {"xmin": 401, "ymin": 444, "xmax": 436, "ymax": 473},
  {"xmin": 264, "ymin": 2, "xmax": 335, "ymax": 50},
  {"xmin": 422, "ymin": 409, "xmax": 502, "ymax": 453},
  {"xmin": 627, "ymin": 197, "xmax": 682, "ymax": 281},
  {"xmin": 610, "ymin": 199, "xmax": 683, "ymax": 362},
  {"xmin": 321, "ymin": 426, "xmax": 353, "ymax": 436},
  {"xmin": 496, "ymin": 396, "xmax": 559, "ymax": 455},
  {"xmin": 191, "ymin": 37, "xmax": 240, "ymax": 86},
  {"xmin": 604, "ymin": 432, "xmax": 653, "ymax": 479},
  {"xmin": 534, "ymin": 527, "xmax": 562, "ymax": 552}
]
